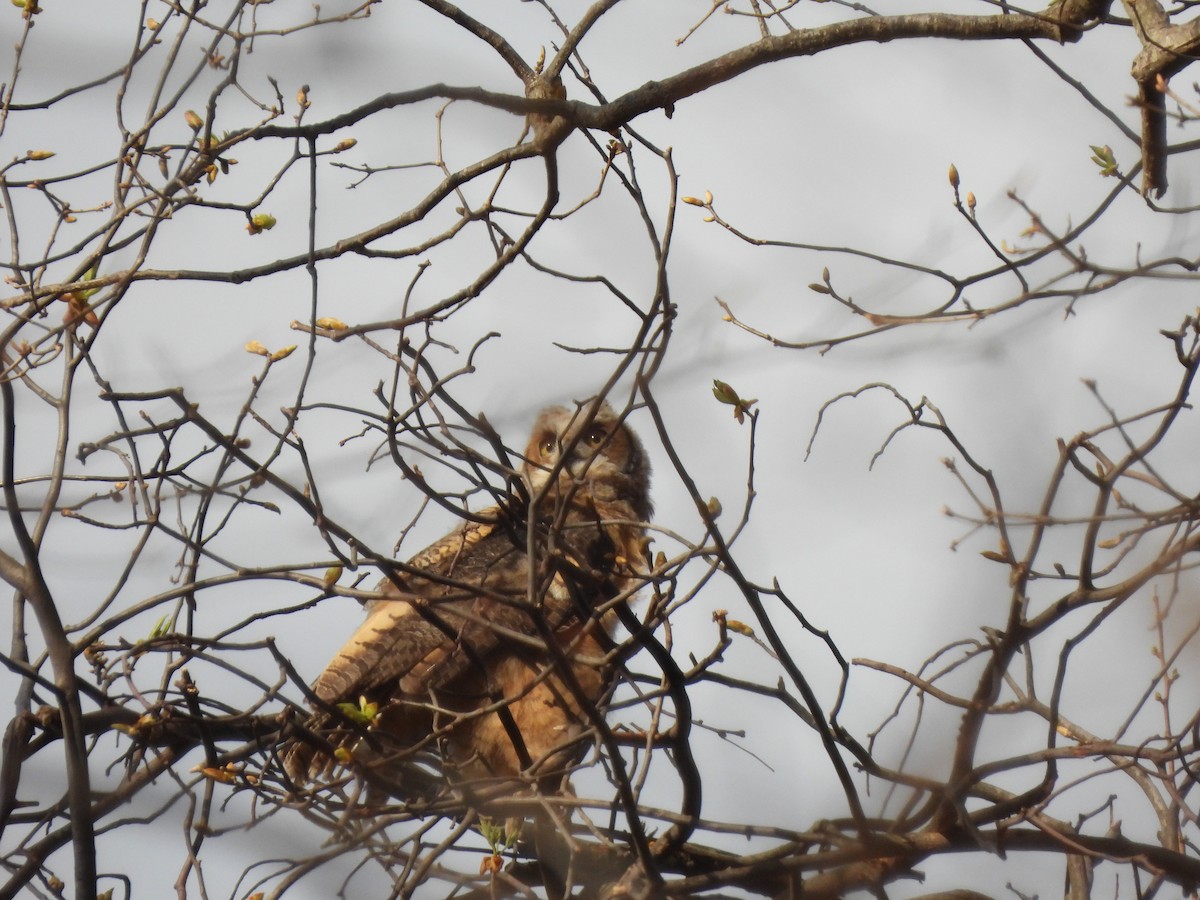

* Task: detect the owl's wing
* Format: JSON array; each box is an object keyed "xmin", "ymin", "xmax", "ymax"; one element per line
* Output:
[
  {"xmin": 413, "ymin": 503, "xmax": 631, "ymax": 693},
  {"xmin": 311, "ymin": 595, "xmax": 463, "ymax": 704},
  {"xmin": 308, "ymin": 514, "xmax": 496, "ymax": 705},
  {"xmin": 311, "ymin": 510, "xmax": 585, "ymax": 707}
]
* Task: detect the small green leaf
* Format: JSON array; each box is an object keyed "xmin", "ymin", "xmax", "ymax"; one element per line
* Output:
[
  {"xmin": 1089, "ymin": 144, "xmax": 1118, "ymax": 177},
  {"xmin": 712, "ymin": 379, "xmax": 758, "ymax": 424},
  {"xmin": 336, "ymin": 696, "xmax": 378, "ymax": 725},
  {"xmin": 246, "ymin": 213, "xmax": 276, "ymax": 235},
  {"xmin": 148, "ymin": 613, "xmax": 171, "ymax": 639},
  {"xmin": 78, "ymin": 263, "xmax": 100, "ymax": 300},
  {"xmin": 712, "ymin": 379, "xmax": 739, "ymax": 406}
]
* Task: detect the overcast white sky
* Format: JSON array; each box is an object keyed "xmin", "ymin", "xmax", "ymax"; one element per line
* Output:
[{"xmin": 3, "ymin": 0, "xmax": 1199, "ymax": 896}]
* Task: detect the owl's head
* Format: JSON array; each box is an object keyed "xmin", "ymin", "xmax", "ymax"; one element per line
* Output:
[{"xmin": 522, "ymin": 402, "xmax": 652, "ymax": 521}]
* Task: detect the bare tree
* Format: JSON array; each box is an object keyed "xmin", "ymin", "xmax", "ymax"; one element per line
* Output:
[{"xmin": 3, "ymin": 0, "xmax": 1200, "ymax": 897}]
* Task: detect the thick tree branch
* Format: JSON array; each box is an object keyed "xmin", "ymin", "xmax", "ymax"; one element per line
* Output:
[
  {"xmin": 1123, "ymin": 0, "xmax": 1200, "ymax": 195},
  {"xmin": 0, "ymin": 377, "xmax": 94, "ymax": 896},
  {"xmin": 254, "ymin": 7, "xmax": 1095, "ymax": 144}
]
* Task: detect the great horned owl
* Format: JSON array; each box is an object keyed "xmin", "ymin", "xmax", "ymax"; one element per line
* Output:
[{"xmin": 284, "ymin": 402, "xmax": 652, "ymax": 795}]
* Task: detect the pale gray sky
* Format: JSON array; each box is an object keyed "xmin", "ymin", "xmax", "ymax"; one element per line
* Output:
[{"xmin": 2, "ymin": 1, "xmax": 1197, "ymax": 896}]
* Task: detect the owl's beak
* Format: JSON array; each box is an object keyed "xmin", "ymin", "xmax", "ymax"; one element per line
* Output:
[{"xmin": 565, "ymin": 441, "xmax": 605, "ymax": 478}]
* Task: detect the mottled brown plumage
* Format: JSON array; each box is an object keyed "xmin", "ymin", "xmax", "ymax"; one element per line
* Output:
[{"xmin": 284, "ymin": 403, "xmax": 651, "ymax": 795}]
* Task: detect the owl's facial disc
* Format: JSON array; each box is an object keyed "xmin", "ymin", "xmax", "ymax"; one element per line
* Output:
[
  {"xmin": 532, "ymin": 427, "xmax": 604, "ymax": 477},
  {"xmin": 524, "ymin": 407, "xmax": 623, "ymax": 488}
]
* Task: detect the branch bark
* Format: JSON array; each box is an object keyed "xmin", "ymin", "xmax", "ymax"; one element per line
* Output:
[{"xmin": 1123, "ymin": 0, "xmax": 1200, "ymax": 195}]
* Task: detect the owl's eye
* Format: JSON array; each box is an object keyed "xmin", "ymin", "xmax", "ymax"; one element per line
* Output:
[
  {"xmin": 584, "ymin": 426, "xmax": 607, "ymax": 446},
  {"xmin": 538, "ymin": 436, "xmax": 556, "ymax": 457}
]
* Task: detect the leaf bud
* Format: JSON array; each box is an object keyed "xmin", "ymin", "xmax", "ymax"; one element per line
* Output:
[{"xmin": 246, "ymin": 213, "xmax": 276, "ymax": 234}]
